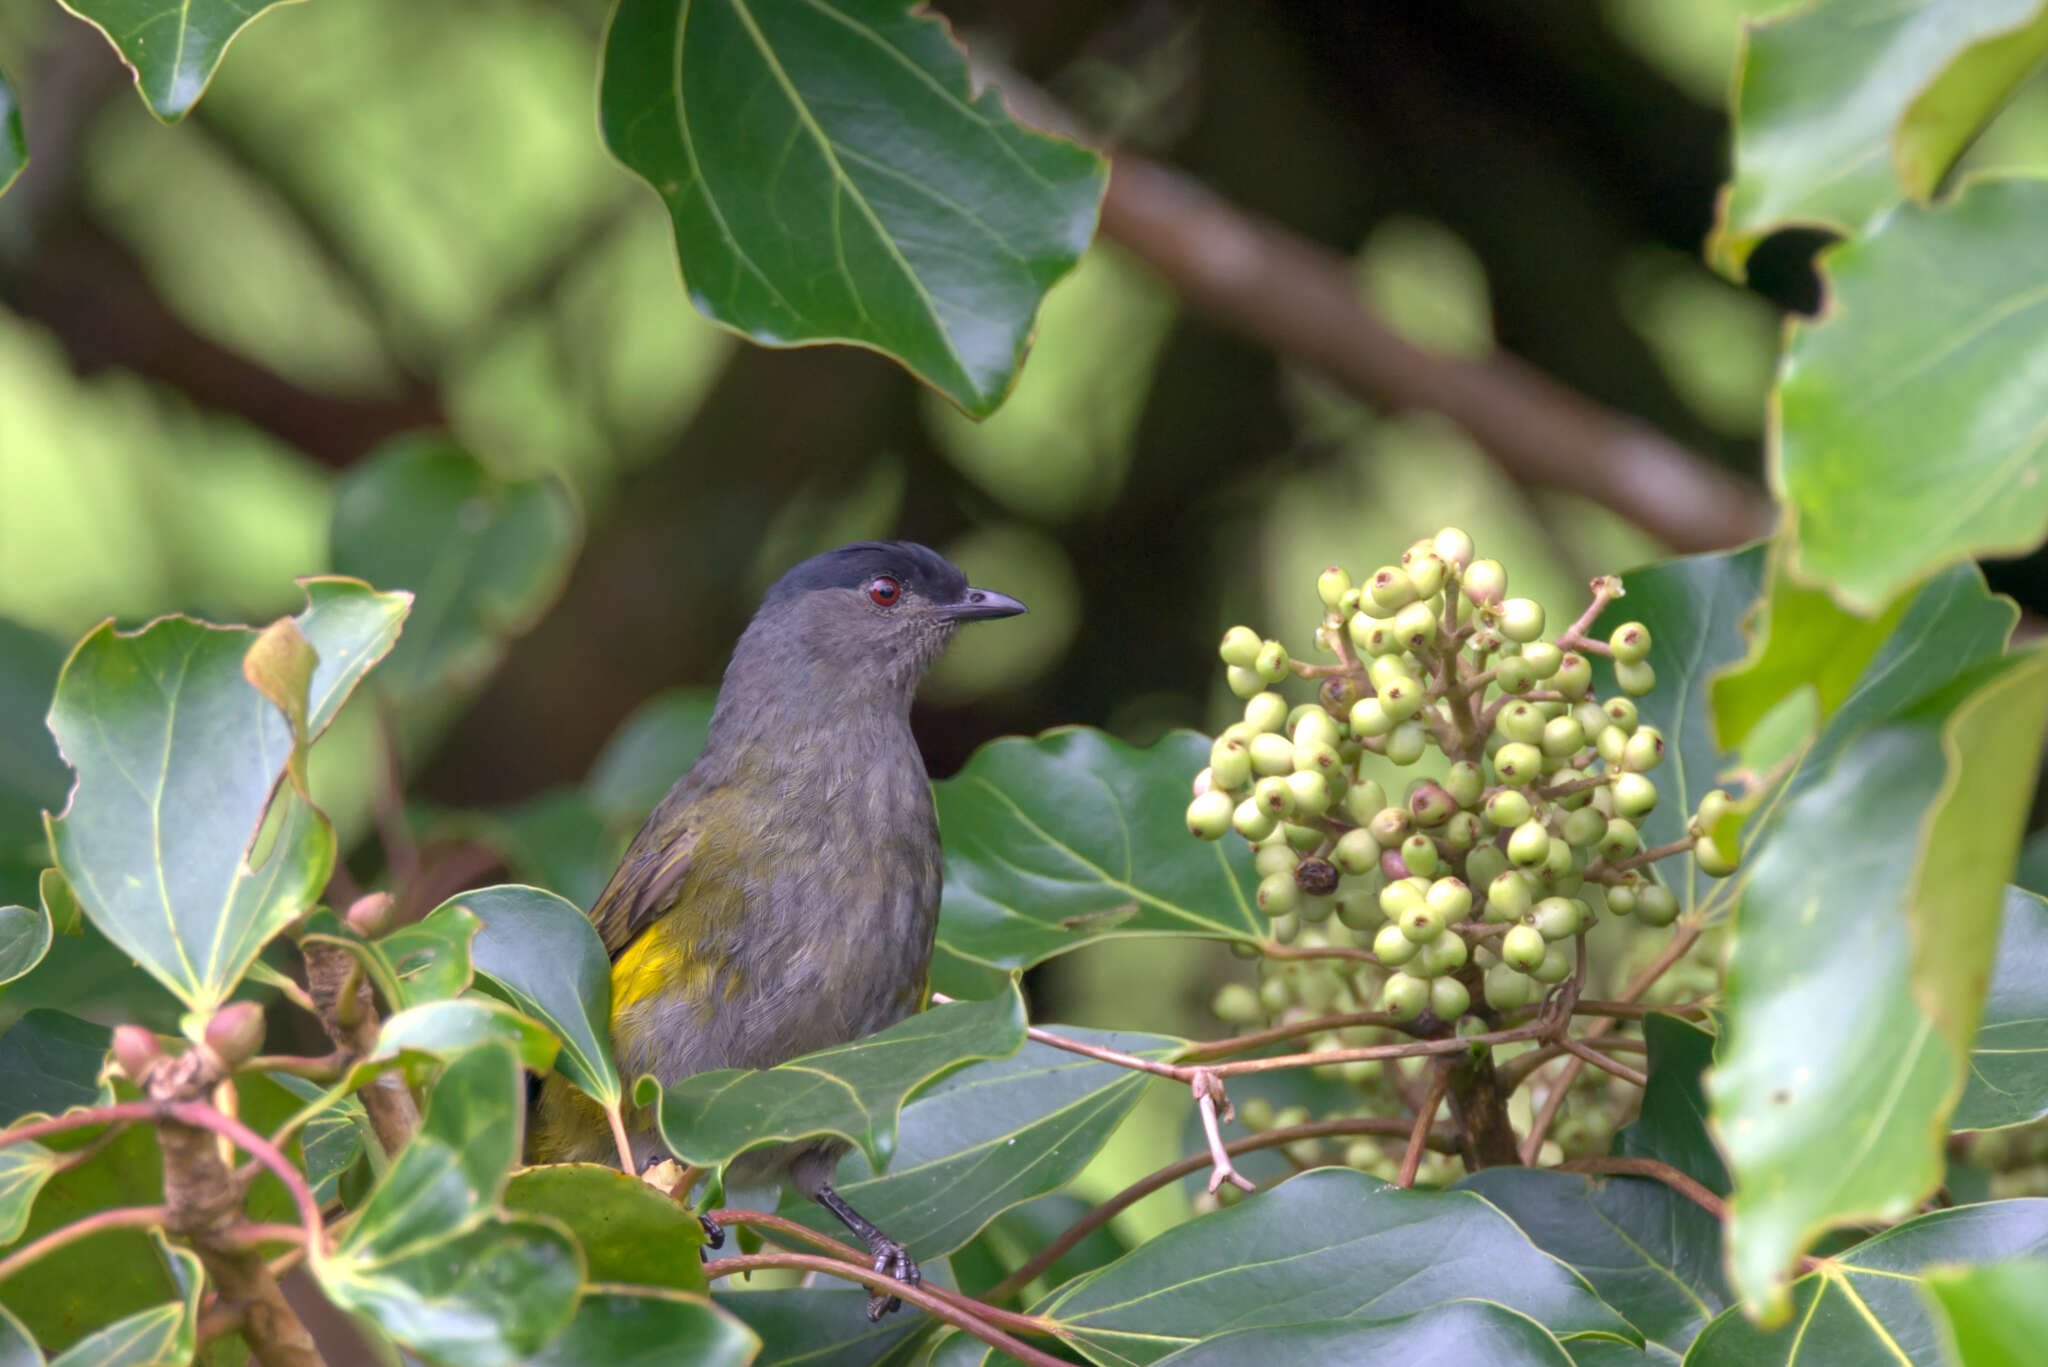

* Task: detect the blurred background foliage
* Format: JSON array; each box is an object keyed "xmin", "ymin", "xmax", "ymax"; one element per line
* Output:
[{"xmin": 9, "ymin": 0, "xmax": 2048, "ymax": 1244}]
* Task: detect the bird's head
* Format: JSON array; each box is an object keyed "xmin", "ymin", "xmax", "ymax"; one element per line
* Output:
[{"xmin": 737, "ymin": 541, "xmax": 1027, "ymax": 703}]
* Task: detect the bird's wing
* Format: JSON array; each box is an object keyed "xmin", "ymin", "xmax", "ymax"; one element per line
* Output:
[{"xmin": 589, "ymin": 823, "xmax": 699, "ymax": 959}]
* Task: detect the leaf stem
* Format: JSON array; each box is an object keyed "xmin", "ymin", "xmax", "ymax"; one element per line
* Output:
[
  {"xmin": 1191, "ymin": 1070, "xmax": 1254, "ymax": 1195},
  {"xmin": 0, "ymin": 1204, "xmax": 169, "ymax": 1283},
  {"xmin": 605, "ymin": 1101, "xmax": 637, "ymax": 1173}
]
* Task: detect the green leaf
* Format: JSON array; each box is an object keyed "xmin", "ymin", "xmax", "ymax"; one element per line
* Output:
[
  {"xmin": 0, "ymin": 1141, "xmax": 60, "ymax": 1245},
  {"xmin": 587, "ymin": 688, "xmax": 715, "ymax": 824},
  {"xmin": 1956, "ymin": 887, "xmax": 2048, "ymax": 1130},
  {"xmin": 44, "ymin": 581, "xmax": 407, "ymax": 1012},
  {"xmin": 1687, "ymin": 1200, "xmax": 2048, "ymax": 1364},
  {"xmin": 330, "ymin": 436, "xmax": 578, "ymax": 703},
  {"xmin": 949, "ymin": 1191, "xmax": 1130, "ymax": 1303},
  {"xmin": 455, "ymin": 885, "xmax": 620, "ymax": 1106},
  {"xmin": 378, "ymin": 902, "xmax": 478, "ymax": 1007},
  {"xmin": 0, "ymin": 906, "xmax": 50, "ymax": 989},
  {"xmin": 1617, "ymin": 1015, "xmax": 1728, "ymax": 1197},
  {"xmin": 317, "ymin": 1044, "xmax": 583, "ymax": 1367},
  {"xmin": 598, "ymin": 0, "xmax": 1106, "ymax": 417},
  {"xmin": 934, "ymin": 729, "xmax": 1263, "ymax": 987},
  {"xmin": 368, "ymin": 998, "xmax": 559, "ymax": 1078},
  {"xmin": 504, "ymin": 1163, "xmax": 708, "ymax": 1294},
  {"xmin": 716, "ymin": 1287, "xmax": 922, "ymax": 1367},
  {"xmin": 0, "ymin": 1303, "xmax": 40, "ymax": 1367},
  {"xmin": 0, "ymin": 70, "xmax": 23, "ymax": 203},
  {"xmin": 524, "ymin": 1287, "xmax": 757, "ymax": 1367},
  {"xmin": 775, "ymin": 1026, "xmax": 1175, "ymax": 1262},
  {"xmin": 1711, "ymin": 0, "xmax": 2048, "ymax": 275},
  {"xmin": 1776, "ymin": 179, "xmax": 2048, "ymax": 612},
  {"xmin": 55, "ymin": 0, "xmax": 298, "ymax": 122},
  {"xmin": 39, "ymin": 871, "xmax": 81, "ymax": 940},
  {"xmin": 1037, "ymin": 1168, "xmax": 1636, "ymax": 1365},
  {"xmin": 1153, "ymin": 1302, "xmax": 1578, "ymax": 1367},
  {"xmin": 643, "ymin": 984, "xmax": 1027, "ymax": 1172},
  {"xmin": 1716, "ymin": 651, "xmax": 2048, "ymax": 1317},
  {"xmin": 0, "ymin": 1011, "xmax": 109, "ymax": 1126},
  {"xmin": 46, "ymin": 1235, "xmax": 201, "ymax": 1367},
  {"xmin": 1924, "ymin": 1258, "xmax": 2048, "ymax": 1367}
]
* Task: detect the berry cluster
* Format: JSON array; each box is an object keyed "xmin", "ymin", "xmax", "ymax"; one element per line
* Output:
[{"xmin": 1188, "ymin": 527, "xmax": 1737, "ymax": 1029}]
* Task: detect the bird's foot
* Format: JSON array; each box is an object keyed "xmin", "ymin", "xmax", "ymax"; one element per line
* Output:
[
  {"xmin": 862, "ymin": 1235, "xmax": 918, "ymax": 1321},
  {"xmin": 698, "ymin": 1213, "xmax": 726, "ymax": 1250}
]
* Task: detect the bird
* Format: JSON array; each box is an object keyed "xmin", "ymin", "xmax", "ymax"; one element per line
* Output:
[{"xmin": 527, "ymin": 541, "xmax": 1026, "ymax": 1319}]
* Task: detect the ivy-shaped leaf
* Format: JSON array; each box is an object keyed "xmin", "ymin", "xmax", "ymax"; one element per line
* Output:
[
  {"xmin": 504, "ymin": 1164, "xmax": 708, "ymax": 1294},
  {"xmin": 456, "ymin": 885, "xmax": 620, "ymax": 1107}
]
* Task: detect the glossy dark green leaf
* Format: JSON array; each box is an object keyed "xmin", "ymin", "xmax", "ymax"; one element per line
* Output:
[
  {"xmin": 453, "ymin": 885, "xmax": 619, "ymax": 1106},
  {"xmin": 1712, "ymin": 0, "xmax": 2048, "ymax": 275},
  {"xmin": 934, "ymin": 729, "xmax": 1262, "ymax": 985},
  {"xmin": 273, "ymin": 1074, "xmax": 369, "ymax": 1208},
  {"xmin": 317, "ymin": 1044, "xmax": 583, "ymax": 1367},
  {"xmin": 716, "ymin": 1287, "xmax": 920, "ymax": 1367},
  {"xmin": 1956, "ymin": 888, "xmax": 2048, "ymax": 1131},
  {"xmin": 0, "ymin": 68, "xmax": 22, "ymax": 200},
  {"xmin": 599, "ymin": 0, "xmax": 1106, "ymax": 417},
  {"xmin": 0, "ymin": 1302, "xmax": 38, "ymax": 1367},
  {"xmin": 644, "ymin": 985, "xmax": 1026, "ymax": 1171},
  {"xmin": 1037, "ymin": 1168, "xmax": 1635, "ymax": 1364},
  {"xmin": 330, "ymin": 435, "xmax": 578, "ymax": 703},
  {"xmin": 1716, "ymin": 651, "xmax": 2048, "ymax": 1315},
  {"xmin": 0, "ymin": 907, "xmax": 49, "ymax": 990},
  {"xmin": 56, "ymin": 0, "xmax": 297, "ymax": 121},
  {"xmin": 0, "ymin": 1140, "xmax": 59, "ymax": 1244},
  {"xmin": 776, "ymin": 1026, "xmax": 1175, "ymax": 1261},
  {"xmin": 587, "ymin": 688, "xmax": 716, "ymax": 824},
  {"xmin": 948, "ymin": 1191, "xmax": 1130, "ymax": 1303},
  {"xmin": 44, "ymin": 1236, "xmax": 200, "ymax": 1367},
  {"xmin": 44, "ymin": 581, "xmax": 407, "ymax": 1012},
  {"xmin": 1616, "ymin": 1015, "xmax": 1727, "ymax": 1196},
  {"xmin": 0, "ymin": 1012, "xmax": 108, "ymax": 1126},
  {"xmin": 1687, "ymin": 1200, "xmax": 2048, "ymax": 1364},
  {"xmin": 367, "ymin": 998, "xmax": 559, "ymax": 1078},
  {"xmin": 378, "ymin": 902, "xmax": 478, "ymax": 1008},
  {"xmin": 1777, "ymin": 180, "xmax": 2048, "ymax": 611},
  {"xmin": 1154, "ymin": 1302, "xmax": 1577, "ymax": 1367},
  {"xmin": 1923, "ymin": 1258, "xmax": 2048, "ymax": 1367},
  {"xmin": 2017, "ymin": 831, "xmax": 2048, "ymax": 898},
  {"xmin": 504, "ymin": 1163, "xmax": 707, "ymax": 1294},
  {"xmin": 524, "ymin": 1288, "xmax": 757, "ymax": 1367}
]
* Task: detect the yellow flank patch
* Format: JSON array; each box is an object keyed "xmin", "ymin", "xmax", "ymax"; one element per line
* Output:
[{"xmin": 611, "ymin": 921, "xmax": 716, "ymax": 1025}]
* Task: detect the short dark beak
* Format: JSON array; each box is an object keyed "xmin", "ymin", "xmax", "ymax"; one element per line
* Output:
[{"xmin": 942, "ymin": 587, "xmax": 1028, "ymax": 621}]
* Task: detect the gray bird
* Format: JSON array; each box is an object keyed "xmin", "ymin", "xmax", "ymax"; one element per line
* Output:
[{"xmin": 529, "ymin": 541, "xmax": 1025, "ymax": 1318}]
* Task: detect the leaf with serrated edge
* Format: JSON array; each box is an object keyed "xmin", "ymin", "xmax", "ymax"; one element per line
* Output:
[
  {"xmin": 457, "ymin": 884, "xmax": 620, "ymax": 1106},
  {"xmin": 598, "ymin": 0, "xmax": 1106, "ymax": 417},
  {"xmin": 643, "ymin": 985, "xmax": 1026, "ymax": 1171}
]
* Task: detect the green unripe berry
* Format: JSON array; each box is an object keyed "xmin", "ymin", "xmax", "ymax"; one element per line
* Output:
[
  {"xmin": 1426, "ymin": 877, "xmax": 1472, "ymax": 921},
  {"xmin": 1493, "ymin": 742, "xmax": 1543, "ymax": 787},
  {"xmin": 1694, "ymin": 788, "xmax": 1733, "ymax": 835},
  {"xmin": 1636, "ymin": 883, "xmax": 1681, "ymax": 927},
  {"xmin": 1361, "ymin": 621, "xmax": 1400, "ymax": 655},
  {"xmin": 1257, "ymin": 871, "xmax": 1300, "ymax": 916},
  {"xmin": 1293, "ymin": 742, "xmax": 1342, "ymax": 780},
  {"xmin": 1368, "ymin": 806, "xmax": 1413, "ymax": 846},
  {"xmin": 1379, "ymin": 878, "xmax": 1424, "ymax": 918},
  {"xmin": 1553, "ymin": 651, "xmax": 1592, "ymax": 698},
  {"xmin": 1508, "ymin": 818, "xmax": 1552, "ymax": 867},
  {"xmin": 1377, "ymin": 676, "xmax": 1426, "ymax": 723},
  {"xmin": 1695, "ymin": 833, "xmax": 1740, "ymax": 878},
  {"xmin": 1621, "ymin": 726, "xmax": 1665, "ymax": 773},
  {"xmin": 1497, "ymin": 701, "xmax": 1545, "ymax": 745},
  {"xmin": 1529, "ymin": 945, "xmax": 1572, "ymax": 984},
  {"xmin": 1616, "ymin": 658, "xmax": 1656, "ymax": 696},
  {"xmin": 1399, "ymin": 902, "xmax": 1444, "ymax": 944},
  {"xmin": 1287, "ymin": 770, "xmax": 1332, "ymax": 816},
  {"xmin": 1255, "ymin": 639, "xmax": 1291, "ymax": 684},
  {"xmin": 1334, "ymin": 885, "xmax": 1379, "ymax": 931},
  {"xmin": 1501, "ymin": 923, "xmax": 1546, "ymax": 971},
  {"xmin": 1520, "ymin": 641, "xmax": 1563, "ymax": 679},
  {"xmin": 1429, "ymin": 975, "xmax": 1471, "ymax": 1020},
  {"xmin": 1541, "ymin": 716, "xmax": 1586, "ymax": 758},
  {"xmin": 1385, "ymin": 720, "xmax": 1428, "ymax": 766},
  {"xmin": 1571, "ymin": 699, "xmax": 1609, "ymax": 737},
  {"xmin": 1212, "ymin": 983, "xmax": 1261, "ymax": 1024},
  {"xmin": 1433, "ymin": 525, "xmax": 1475, "ymax": 570},
  {"xmin": 1367, "ymin": 565, "xmax": 1418, "ymax": 612},
  {"xmin": 1226, "ymin": 665, "xmax": 1264, "ymax": 698},
  {"xmin": 1540, "ymin": 833, "xmax": 1578, "ymax": 881},
  {"xmin": 1284, "ymin": 821, "xmax": 1326, "ymax": 852},
  {"xmin": 1406, "ymin": 550, "xmax": 1448, "ymax": 599},
  {"xmin": 1220, "ymin": 721, "xmax": 1259, "ymax": 748},
  {"xmin": 1486, "ymin": 962, "xmax": 1537, "ymax": 1010},
  {"xmin": 1531, "ymin": 896, "xmax": 1587, "ymax": 941},
  {"xmin": 1498, "ymin": 597, "xmax": 1546, "ymax": 643},
  {"xmin": 1418, "ymin": 928, "xmax": 1469, "ymax": 977},
  {"xmin": 1367, "ymin": 656, "xmax": 1414, "ymax": 692},
  {"xmin": 1595, "ymin": 725, "xmax": 1629, "ymax": 767},
  {"xmin": 1466, "ymin": 844, "xmax": 1509, "ymax": 891},
  {"xmin": 1443, "ymin": 761, "xmax": 1485, "ymax": 810},
  {"xmin": 1598, "ymin": 818, "xmax": 1641, "ymax": 862},
  {"xmin": 1408, "ymin": 782, "xmax": 1456, "ymax": 828},
  {"xmin": 1258, "ymin": 976, "xmax": 1291, "ymax": 1015},
  {"xmin": 1604, "ymin": 884, "xmax": 1638, "ymax": 916},
  {"xmin": 1209, "ymin": 742, "xmax": 1252, "ymax": 792},
  {"xmin": 1609, "ymin": 621, "xmax": 1652, "ymax": 664},
  {"xmin": 1382, "ymin": 973, "xmax": 1429, "ymax": 1021},
  {"xmin": 1612, "ymin": 772, "xmax": 1658, "ymax": 818},
  {"xmin": 1233, "ymin": 798, "xmax": 1277, "ymax": 842},
  {"xmin": 1187, "ymin": 790, "xmax": 1234, "ymax": 840},
  {"xmin": 1561, "ymin": 806, "xmax": 1607, "ymax": 849},
  {"xmin": 1392, "ymin": 600, "xmax": 1439, "ymax": 652},
  {"xmin": 1495, "ymin": 657, "xmax": 1537, "ymax": 694},
  {"xmin": 1398, "ymin": 833, "xmax": 1438, "ymax": 880},
  {"xmin": 1338, "ymin": 588, "xmax": 1363, "ymax": 616},
  {"xmin": 1349, "ymin": 612, "xmax": 1382, "ymax": 650},
  {"xmin": 1255, "ymin": 843, "xmax": 1301, "ymax": 878},
  {"xmin": 1467, "ymin": 628, "xmax": 1505, "ymax": 657},
  {"xmin": 1317, "ymin": 566, "xmax": 1353, "ymax": 609},
  {"xmin": 1441, "ymin": 810, "xmax": 1483, "ymax": 850},
  {"xmin": 1293, "ymin": 705, "xmax": 1343, "ymax": 748},
  {"xmin": 1244, "ymin": 691, "xmax": 1289, "ymax": 734},
  {"xmin": 1249, "ymin": 732, "xmax": 1295, "ymax": 777},
  {"xmin": 1344, "ymin": 778, "xmax": 1388, "ymax": 825},
  {"xmin": 1220, "ymin": 626, "xmax": 1263, "ymax": 668},
  {"xmin": 1602, "ymin": 696, "xmax": 1638, "ymax": 731},
  {"xmin": 1463, "ymin": 558, "xmax": 1507, "ymax": 606},
  {"xmin": 1238, "ymin": 1096, "xmax": 1277, "ymax": 1132},
  {"xmin": 1333, "ymin": 828, "xmax": 1381, "ymax": 877},
  {"xmin": 1487, "ymin": 869, "xmax": 1535, "ymax": 921},
  {"xmin": 1349, "ymin": 697, "xmax": 1394, "ymax": 739},
  {"xmin": 1483, "ymin": 788, "xmax": 1533, "ymax": 829},
  {"xmin": 1373, "ymin": 923, "xmax": 1420, "ymax": 966}
]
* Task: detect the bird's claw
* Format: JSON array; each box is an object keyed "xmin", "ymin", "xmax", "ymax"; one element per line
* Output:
[
  {"xmin": 862, "ymin": 1237, "xmax": 918, "ymax": 1321},
  {"xmin": 698, "ymin": 1214, "xmax": 725, "ymax": 1250}
]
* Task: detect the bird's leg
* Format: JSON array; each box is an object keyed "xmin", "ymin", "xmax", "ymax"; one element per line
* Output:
[{"xmin": 813, "ymin": 1184, "xmax": 918, "ymax": 1320}]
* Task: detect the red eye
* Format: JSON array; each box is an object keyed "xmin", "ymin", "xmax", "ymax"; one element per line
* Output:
[{"xmin": 868, "ymin": 576, "xmax": 900, "ymax": 607}]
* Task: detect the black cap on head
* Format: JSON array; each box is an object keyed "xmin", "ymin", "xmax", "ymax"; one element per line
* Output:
[{"xmin": 763, "ymin": 541, "xmax": 969, "ymax": 609}]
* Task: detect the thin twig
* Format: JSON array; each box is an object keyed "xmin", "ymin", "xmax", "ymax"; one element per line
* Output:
[
  {"xmin": 1552, "ymin": 1156, "xmax": 1723, "ymax": 1219},
  {"xmin": 1397, "ymin": 1068, "xmax": 1450, "ymax": 1187},
  {"xmin": 243, "ymin": 1053, "xmax": 349, "ymax": 1082},
  {"xmin": 1571, "ymin": 998, "xmax": 1711, "ymax": 1022},
  {"xmin": 1556, "ymin": 1034, "xmax": 1650, "ymax": 1088},
  {"xmin": 1554, "ymin": 577, "xmax": 1624, "ymax": 654},
  {"xmin": 1590, "ymin": 839, "xmax": 1694, "ymax": 879},
  {"xmin": 1192, "ymin": 1070, "xmax": 1254, "ymax": 1194},
  {"xmin": 1179, "ymin": 1008, "xmax": 1413, "ymax": 1061},
  {"xmin": 1257, "ymin": 941, "xmax": 1375, "ymax": 964},
  {"xmin": 1498, "ymin": 1037, "xmax": 1650, "ymax": 1093},
  {"xmin": 0, "ymin": 1204, "xmax": 169, "ymax": 1283}
]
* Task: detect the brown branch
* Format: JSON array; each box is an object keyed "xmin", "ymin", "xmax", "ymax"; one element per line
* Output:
[
  {"xmin": 1556, "ymin": 1034, "xmax": 1650, "ymax": 1089},
  {"xmin": 301, "ymin": 939, "xmax": 419, "ymax": 1156},
  {"xmin": 1571, "ymin": 998, "xmax": 1712, "ymax": 1022},
  {"xmin": 1192, "ymin": 1070, "xmax": 1255, "ymax": 1194},
  {"xmin": 1553, "ymin": 1156, "xmax": 1725, "ymax": 1220},
  {"xmin": 1178, "ymin": 1008, "xmax": 1413, "ymax": 1061},
  {"xmin": 1257, "ymin": 940, "xmax": 1376, "ymax": 964},
  {"xmin": 1397, "ymin": 1067, "xmax": 1450, "ymax": 1187}
]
